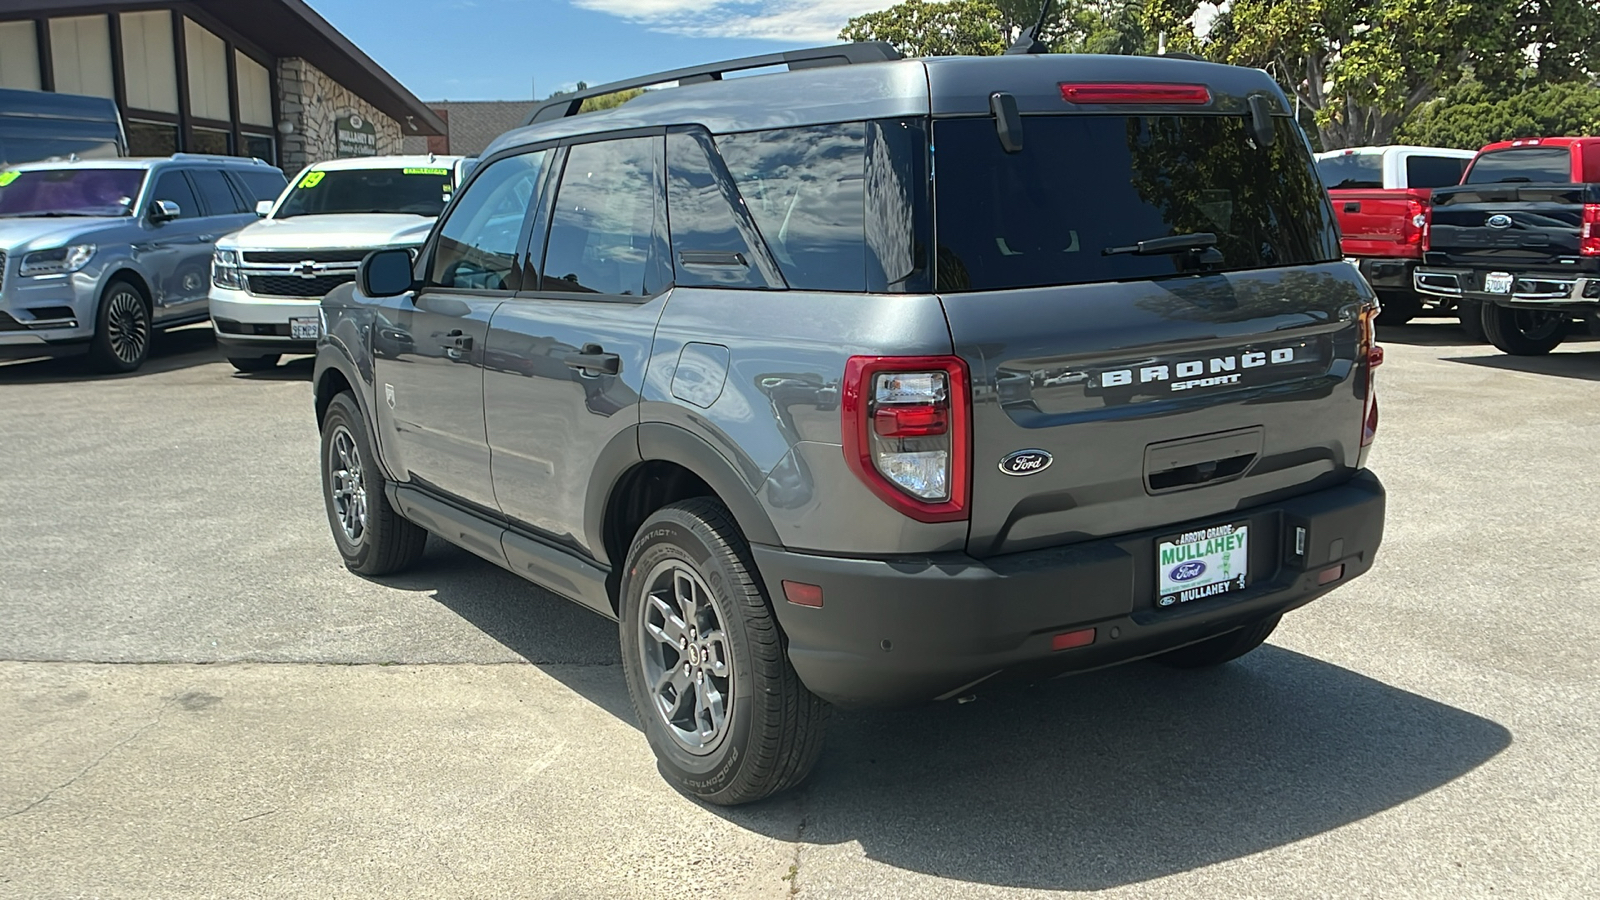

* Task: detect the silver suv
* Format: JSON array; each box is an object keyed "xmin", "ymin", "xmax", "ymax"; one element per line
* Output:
[
  {"xmin": 313, "ymin": 44, "xmax": 1387, "ymax": 804},
  {"xmin": 0, "ymin": 154, "xmax": 285, "ymax": 372}
]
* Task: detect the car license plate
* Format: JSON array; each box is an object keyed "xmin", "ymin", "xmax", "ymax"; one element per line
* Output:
[
  {"xmin": 1157, "ymin": 522, "xmax": 1248, "ymax": 609},
  {"xmin": 290, "ymin": 316, "xmax": 321, "ymax": 340},
  {"xmin": 1484, "ymin": 272, "xmax": 1513, "ymax": 294}
]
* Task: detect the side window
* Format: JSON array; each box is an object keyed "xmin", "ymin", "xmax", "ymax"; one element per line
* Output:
[
  {"xmin": 541, "ymin": 136, "xmax": 663, "ymax": 297},
  {"xmin": 427, "ymin": 149, "xmax": 548, "ymax": 291},
  {"xmin": 149, "ymin": 170, "xmax": 200, "ymax": 219},
  {"xmin": 666, "ymin": 131, "xmax": 775, "ymax": 289},
  {"xmin": 717, "ymin": 123, "xmax": 867, "ymax": 292},
  {"xmin": 1405, "ymin": 155, "xmax": 1470, "ymax": 190},
  {"xmin": 232, "ymin": 170, "xmax": 288, "ymax": 204},
  {"xmin": 191, "ymin": 169, "xmax": 246, "ymax": 215}
]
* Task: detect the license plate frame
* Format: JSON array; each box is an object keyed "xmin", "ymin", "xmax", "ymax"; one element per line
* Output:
[
  {"xmin": 1484, "ymin": 271, "xmax": 1513, "ymax": 295},
  {"xmin": 1156, "ymin": 522, "xmax": 1249, "ymax": 610},
  {"xmin": 290, "ymin": 316, "xmax": 321, "ymax": 341}
]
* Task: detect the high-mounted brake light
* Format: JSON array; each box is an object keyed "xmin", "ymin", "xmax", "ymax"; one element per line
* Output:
[
  {"xmin": 1059, "ymin": 83, "xmax": 1212, "ymax": 106},
  {"xmin": 1581, "ymin": 203, "xmax": 1600, "ymax": 256},
  {"xmin": 843, "ymin": 356, "xmax": 970, "ymax": 523}
]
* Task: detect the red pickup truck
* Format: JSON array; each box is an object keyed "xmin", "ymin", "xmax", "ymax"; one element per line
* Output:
[{"xmin": 1316, "ymin": 146, "xmax": 1476, "ymax": 326}]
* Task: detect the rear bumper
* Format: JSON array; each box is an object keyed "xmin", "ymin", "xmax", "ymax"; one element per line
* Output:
[
  {"xmin": 757, "ymin": 470, "xmax": 1385, "ymax": 709},
  {"xmin": 1349, "ymin": 256, "xmax": 1417, "ymax": 291},
  {"xmin": 1415, "ymin": 267, "xmax": 1600, "ymax": 310}
]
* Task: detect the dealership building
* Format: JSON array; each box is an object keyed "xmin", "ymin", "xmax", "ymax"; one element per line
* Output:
[{"xmin": 0, "ymin": 0, "xmax": 444, "ymax": 172}]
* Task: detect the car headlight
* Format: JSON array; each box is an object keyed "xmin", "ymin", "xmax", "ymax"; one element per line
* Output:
[
  {"xmin": 21, "ymin": 244, "xmax": 96, "ymax": 277},
  {"xmin": 212, "ymin": 249, "xmax": 243, "ymax": 290}
]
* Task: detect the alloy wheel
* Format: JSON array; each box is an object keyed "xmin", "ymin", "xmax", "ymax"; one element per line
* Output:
[
  {"xmin": 638, "ymin": 559, "xmax": 735, "ymax": 755},
  {"xmin": 327, "ymin": 425, "xmax": 368, "ymax": 544},
  {"xmin": 1512, "ymin": 309, "xmax": 1564, "ymax": 341},
  {"xmin": 104, "ymin": 290, "xmax": 149, "ymax": 365}
]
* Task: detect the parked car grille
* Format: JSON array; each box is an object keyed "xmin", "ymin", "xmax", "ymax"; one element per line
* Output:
[
  {"xmin": 246, "ymin": 274, "xmax": 355, "ymax": 298},
  {"xmin": 242, "ymin": 249, "xmax": 372, "ymax": 264}
]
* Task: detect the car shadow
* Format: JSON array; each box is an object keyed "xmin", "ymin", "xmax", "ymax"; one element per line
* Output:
[
  {"xmin": 1374, "ymin": 318, "xmax": 1478, "ymax": 347},
  {"xmin": 384, "ymin": 541, "xmax": 1511, "ymax": 891},
  {"xmin": 1442, "ymin": 346, "xmax": 1600, "ymax": 382},
  {"xmin": 231, "ymin": 354, "xmax": 316, "ymax": 382},
  {"xmin": 0, "ymin": 323, "xmax": 220, "ymax": 383}
]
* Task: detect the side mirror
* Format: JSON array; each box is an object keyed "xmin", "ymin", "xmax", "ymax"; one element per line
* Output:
[
  {"xmin": 360, "ymin": 248, "xmax": 416, "ymax": 297},
  {"xmin": 255, "ymin": 200, "xmax": 273, "ymax": 217},
  {"xmin": 149, "ymin": 200, "xmax": 180, "ymax": 223}
]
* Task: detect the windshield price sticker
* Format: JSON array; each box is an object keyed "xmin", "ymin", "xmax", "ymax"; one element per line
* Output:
[
  {"xmin": 403, "ymin": 167, "xmax": 450, "ymax": 176},
  {"xmin": 1157, "ymin": 523, "xmax": 1249, "ymax": 609},
  {"xmin": 0, "ymin": 172, "xmax": 18, "ymax": 187},
  {"xmin": 297, "ymin": 171, "xmax": 327, "ymax": 189}
]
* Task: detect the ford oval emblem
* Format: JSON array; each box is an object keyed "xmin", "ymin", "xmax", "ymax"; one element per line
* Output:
[
  {"xmin": 1170, "ymin": 561, "xmax": 1207, "ymax": 582},
  {"xmin": 999, "ymin": 449, "xmax": 1052, "ymax": 476},
  {"xmin": 1487, "ymin": 214, "xmax": 1513, "ymax": 229}
]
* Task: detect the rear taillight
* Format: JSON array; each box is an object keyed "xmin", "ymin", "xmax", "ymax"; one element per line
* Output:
[
  {"xmin": 1404, "ymin": 198, "xmax": 1426, "ymax": 247},
  {"xmin": 1358, "ymin": 307, "xmax": 1380, "ymax": 448},
  {"xmin": 1581, "ymin": 203, "xmax": 1600, "ymax": 256},
  {"xmin": 1421, "ymin": 201, "xmax": 1434, "ymax": 252},
  {"xmin": 842, "ymin": 356, "xmax": 970, "ymax": 523},
  {"xmin": 1059, "ymin": 83, "xmax": 1212, "ymax": 105}
]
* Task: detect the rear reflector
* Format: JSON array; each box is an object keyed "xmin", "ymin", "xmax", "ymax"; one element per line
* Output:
[
  {"xmin": 1051, "ymin": 628, "xmax": 1096, "ymax": 651},
  {"xmin": 1317, "ymin": 565, "xmax": 1345, "ymax": 585},
  {"xmin": 1368, "ymin": 345, "xmax": 1384, "ymax": 368},
  {"xmin": 1060, "ymin": 83, "xmax": 1212, "ymax": 105},
  {"xmin": 782, "ymin": 581, "xmax": 824, "ymax": 608}
]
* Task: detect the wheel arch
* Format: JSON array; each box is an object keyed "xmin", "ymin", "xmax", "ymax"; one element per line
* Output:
[{"xmin": 101, "ymin": 267, "xmax": 153, "ymax": 311}]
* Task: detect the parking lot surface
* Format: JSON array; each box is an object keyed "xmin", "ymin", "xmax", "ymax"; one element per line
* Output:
[{"xmin": 2, "ymin": 322, "xmax": 1597, "ymax": 898}]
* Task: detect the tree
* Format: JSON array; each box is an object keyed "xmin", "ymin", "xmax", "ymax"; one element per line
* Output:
[
  {"xmin": 1142, "ymin": 0, "xmax": 1600, "ymax": 149},
  {"xmin": 1398, "ymin": 81, "xmax": 1600, "ymax": 149},
  {"xmin": 839, "ymin": 0, "xmax": 1010, "ymax": 57}
]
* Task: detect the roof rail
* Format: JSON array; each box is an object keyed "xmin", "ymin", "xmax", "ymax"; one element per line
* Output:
[
  {"xmin": 169, "ymin": 152, "xmax": 269, "ymax": 165},
  {"xmin": 522, "ymin": 42, "xmax": 903, "ymax": 126}
]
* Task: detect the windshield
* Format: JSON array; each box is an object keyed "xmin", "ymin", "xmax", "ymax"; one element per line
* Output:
[
  {"xmin": 274, "ymin": 167, "xmax": 454, "ymax": 218},
  {"xmin": 1464, "ymin": 148, "xmax": 1572, "ymax": 184},
  {"xmin": 1316, "ymin": 153, "xmax": 1384, "ymax": 189},
  {"xmin": 0, "ymin": 168, "xmax": 144, "ymax": 217},
  {"xmin": 933, "ymin": 115, "xmax": 1339, "ymax": 292}
]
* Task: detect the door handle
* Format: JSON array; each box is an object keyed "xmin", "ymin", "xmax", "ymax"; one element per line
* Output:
[
  {"xmin": 1343, "ymin": 202, "xmax": 1361, "ymax": 213},
  {"xmin": 445, "ymin": 329, "xmax": 473, "ymax": 351},
  {"xmin": 564, "ymin": 342, "xmax": 621, "ymax": 376}
]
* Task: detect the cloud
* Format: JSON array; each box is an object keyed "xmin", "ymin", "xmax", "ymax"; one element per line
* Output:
[{"xmin": 573, "ymin": 0, "xmax": 887, "ymax": 43}]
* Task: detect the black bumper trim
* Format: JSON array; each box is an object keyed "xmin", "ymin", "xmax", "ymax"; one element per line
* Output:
[
  {"xmin": 216, "ymin": 335, "xmax": 317, "ymax": 356},
  {"xmin": 756, "ymin": 470, "xmax": 1385, "ymax": 708},
  {"xmin": 0, "ymin": 339, "xmax": 90, "ymax": 361}
]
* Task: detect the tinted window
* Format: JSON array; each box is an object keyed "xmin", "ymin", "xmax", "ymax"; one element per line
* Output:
[
  {"xmin": 933, "ymin": 116, "xmax": 1339, "ymax": 292},
  {"xmin": 1315, "ymin": 152, "xmax": 1384, "ymax": 189},
  {"xmin": 542, "ymin": 137, "xmax": 662, "ymax": 296},
  {"xmin": 718, "ymin": 123, "xmax": 868, "ymax": 291},
  {"xmin": 666, "ymin": 131, "xmax": 773, "ymax": 289},
  {"xmin": 191, "ymin": 168, "xmax": 246, "ymax": 215},
  {"xmin": 0, "ymin": 168, "xmax": 144, "ymax": 217},
  {"xmin": 149, "ymin": 170, "xmax": 200, "ymax": 219},
  {"xmin": 276, "ymin": 167, "xmax": 454, "ymax": 218},
  {"xmin": 1465, "ymin": 148, "xmax": 1573, "ymax": 184},
  {"xmin": 1405, "ymin": 155, "xmax": 1469, "ymax": 189},
  {"xmin": 233, "ymin": 169, "xmax": 289, "ymax": 204},
  {"xmin": 428, "ymin": 150, "xmax": 548, "ymax": 292}
]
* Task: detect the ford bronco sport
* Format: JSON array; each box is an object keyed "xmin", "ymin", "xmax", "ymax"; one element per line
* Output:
[{"xmin": 312, "ymin": 43, "xmax": 1386, "ymax": 805}]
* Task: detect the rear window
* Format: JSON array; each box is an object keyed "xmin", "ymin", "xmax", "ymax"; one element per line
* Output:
[
  {"xmin": 934, "ymin": 115, "xmax": 1339, "ymax": 292},
  {"xmin": 1316, "ymin": 153, "xmax": 1384, "ymax": 189},
  {"xmin": 1404, "ymin": 155, "xmax": 1469, "ymax": 189},
  {"xmin": 1464, "ymin": 148, "xmax": 1572, "ymax": 184}
]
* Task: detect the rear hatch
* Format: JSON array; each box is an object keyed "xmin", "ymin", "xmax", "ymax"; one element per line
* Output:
[
  {"xmin": 932, "ymin": 112, "xmax": 1371, "ymax": 558},
  {"xmin": 1327, "ymin": 188, "xmax": 1430, "ymax": 258},
  {"xmin": 1427, "ymin": 145, "xmax": 1598, "ymax": 273}
]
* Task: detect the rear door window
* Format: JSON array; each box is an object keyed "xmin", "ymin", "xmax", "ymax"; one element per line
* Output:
[
  {"xmin": 191, "ymin": 168, "xmax": 247, "ymax": 215},
  {"xmin": 1316, "ymin": 153, "xmax": 1384, "ymax": 189},
  {"xmin": 933, "ymin": 115, "xmax": 1339, "ymax": 292},
  {"xmin": 666, "ymin": 130, "xmax": 775, "ymax": 289},
  {"xmin": 1464, "ymin": 148, "xmax": 1573, "ymax": 184},
  {"xmin": 540, "ymin": 136, "xmax": 667, "ymax": 297},
  {"xmin": 232, "ymin": 169, "xmax": 288, "ymax": 204},
  {"xmin": 1404, "ymin": 155, "xmax": 1470, "ymax": 189}
]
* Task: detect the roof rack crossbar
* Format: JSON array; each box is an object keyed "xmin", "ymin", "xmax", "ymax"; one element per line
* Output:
[{"xmin": 522, "ymin": 42, "xmax": 903, "ymax": 126}]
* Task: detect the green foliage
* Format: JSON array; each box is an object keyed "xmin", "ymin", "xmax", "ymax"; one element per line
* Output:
[
  {"xmin": 1397, "ymin": 82, "xmax": 1600, "ymax": 149},
  {"xmin": 579, "ymin": 89, "xmax": 645, "ymax": 113},
  {"xmin": 839, "ymin": 0, "xmax": 1010, "ymax": 57}
]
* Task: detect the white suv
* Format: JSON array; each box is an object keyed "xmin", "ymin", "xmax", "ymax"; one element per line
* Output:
[{"xmin": 209, "ymin": 155, "xmax": 467, "ymax": 371}]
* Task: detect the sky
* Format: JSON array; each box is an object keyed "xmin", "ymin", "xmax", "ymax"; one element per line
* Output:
[{"xmin": 309, "ymin": 0, "xmax": 898, "ymax": 102}]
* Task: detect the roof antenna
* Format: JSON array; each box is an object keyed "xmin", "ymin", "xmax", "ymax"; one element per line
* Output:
[{"xmin": 1005, "ymin": 0, "xmax": 1056, "ymax": 55}]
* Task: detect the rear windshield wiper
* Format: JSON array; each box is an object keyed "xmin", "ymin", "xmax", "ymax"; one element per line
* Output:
[{"xmin": 1103, "ymin": 232, "xmax": 1219, "ymax": 257}]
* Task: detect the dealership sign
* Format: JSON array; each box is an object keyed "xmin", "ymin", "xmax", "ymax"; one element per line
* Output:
[{"xmin": 335, "ymin": 113, "xmax": 377, "ymax": 157}]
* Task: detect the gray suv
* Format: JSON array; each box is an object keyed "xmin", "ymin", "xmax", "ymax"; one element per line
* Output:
[
  {"xmin": 0, "ymin": 154, "xmax": 286, "ymax": 372},
  {"xmin": 313, "ymin": 44, "xmax": 1387, "ymax": 804}
]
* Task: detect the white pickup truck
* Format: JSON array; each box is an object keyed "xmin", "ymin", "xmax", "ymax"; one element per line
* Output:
[{"xmin": 208, "ymin": 154, "xmax": 469, "ymax": 371}]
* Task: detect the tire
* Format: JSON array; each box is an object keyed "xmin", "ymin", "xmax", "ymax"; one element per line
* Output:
[
  {"xmin": 319, "ymin": 391, "xmax": 427, "ymax": 576},
  {"xmin": 619, "ymin": 498, "xmax": 829, "ymax": 806},
  {"xmin": 1154, "ymin": 616, "xmax": 1280, "ymax": 669},
  {"xmin": 1482, "ymin": 303, "xmax": 1567, "ymax": 356},
  {"xmin": 1457, "ymin": 299, "xmax": 1487, "ymax": 343},
  {"xmin": 1375, "ymin": 290, "xmax": 1421, "ymax": 325},
  {"xmin": 86, "ymin": 278, "xmax": 152, "ymax": 373},
  {"xmin": 229, "ymin": 355, "xmax": 281, "ymax": 372}
]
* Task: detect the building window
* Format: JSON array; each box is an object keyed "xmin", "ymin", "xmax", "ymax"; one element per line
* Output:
[
  {"xmin": 119, "ymin": 11, "xmax": 178, "ymax": 114},
  {"xmin": 236, "ymin": 51, "xmax": 272, "ymax": 128},
  {"xmin": 50, "ymin": 15, "xmax": 115, "ymax": 99},
  {"xmin": 0, "ymin": 21, "xmax": 41, "ymax": 91},
  {"xmin": 127, "ymin": 120, "xmax": 179, "ymax": 157},
  {"xmin": 241, "ymin": 133, "xmax": 275, "ymax": 163},
  {"xmin": 183, "ymin": 18, "xmax": 230, "ymax": 122},
  {"xmin": 190, "ymin": 126, "xmax": 231, "ymax": 156}
]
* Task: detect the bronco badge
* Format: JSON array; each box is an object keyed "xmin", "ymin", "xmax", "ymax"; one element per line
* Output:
[{"xmin": 999, "ymin": 450, "xmax": 1052, "ymax": 476}]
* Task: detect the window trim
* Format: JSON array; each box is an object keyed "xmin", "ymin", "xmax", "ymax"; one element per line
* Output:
[{"xmin": 416, "ymin": 144, "xmax": 556, "ymax": 297}]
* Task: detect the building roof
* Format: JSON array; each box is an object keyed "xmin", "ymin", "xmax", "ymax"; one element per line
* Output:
[{"xmin": 7, "ymin": 0, "xmax": 446, "ymax": 136}]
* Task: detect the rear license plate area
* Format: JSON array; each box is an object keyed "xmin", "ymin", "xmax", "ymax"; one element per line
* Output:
[
  {"xmin": 1157, "ymin": 522, "xmax": 1248, "ymax": 609},
  {"xmin": 1484, "ymin": 272, "xmax": 1513, "ymax": 294}
]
